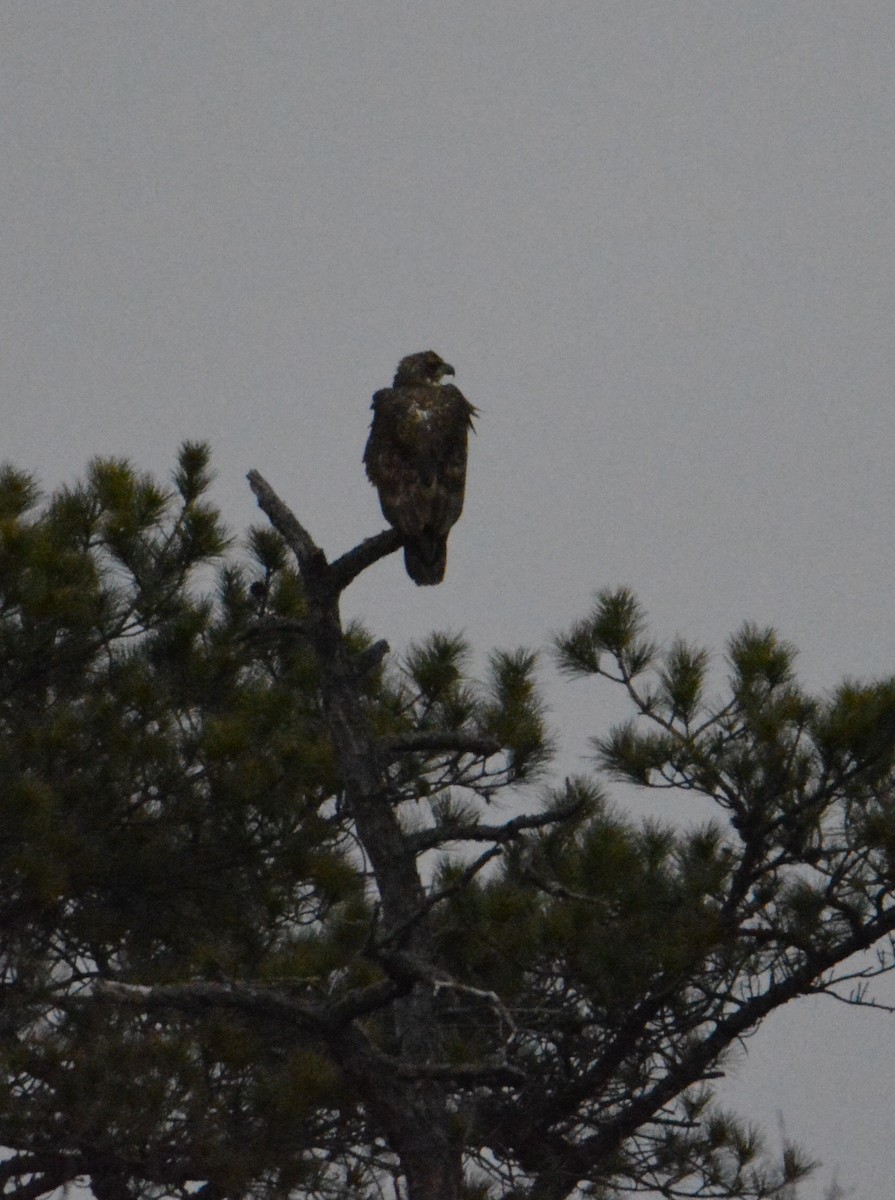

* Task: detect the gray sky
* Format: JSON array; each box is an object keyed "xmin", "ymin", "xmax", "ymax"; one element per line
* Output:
[{"xmin": 3, "ymin": 3, "xmax": 894, "ymax": 1195}]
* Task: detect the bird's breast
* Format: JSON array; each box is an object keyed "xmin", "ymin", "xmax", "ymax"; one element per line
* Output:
[{"xmin": 408, "ymin": 401, "xmax": 433, "ymax": 424}]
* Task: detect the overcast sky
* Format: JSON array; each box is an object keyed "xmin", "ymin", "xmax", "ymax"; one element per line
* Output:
[{"xmin": 3, "ymin": 3, "xmax": 894, "ymax": 1195}]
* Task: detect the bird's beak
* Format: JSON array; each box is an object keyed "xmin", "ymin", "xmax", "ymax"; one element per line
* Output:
[{"xmin": 441, "ymin": 362, "xmax": 455, "ymax": 377}]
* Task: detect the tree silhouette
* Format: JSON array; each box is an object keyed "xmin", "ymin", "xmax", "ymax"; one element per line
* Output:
[{"xmin": 2, "ymin": 445, "xmax": 893, "ymax": 1200}]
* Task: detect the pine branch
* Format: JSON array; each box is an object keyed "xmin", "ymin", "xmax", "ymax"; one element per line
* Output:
[
  {"xmin": 356, "ymin": 638, "xmax": 391, "ymax": 676},
  {"xmin": 534, "ymin": 903, "xmax": 895, "ymax": 1183},
  {"xmin": 0, "ymin": 1154, "xmax": 79, "ymax": 1185},
  {"xmin": 374, "ymin": 847, "xmax": 505, "ymax": 952}
]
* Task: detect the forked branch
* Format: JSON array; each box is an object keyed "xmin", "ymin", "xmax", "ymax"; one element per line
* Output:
[{"xmin": 246, "ymin": 469, "xmax": 401, "ymax": 595}]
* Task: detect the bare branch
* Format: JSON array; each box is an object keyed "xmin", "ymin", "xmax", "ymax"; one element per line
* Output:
[
  {"xmin": 0, "ymin": 1155, "xmax": 80, "ymax": 1200},
  {"xmin": 92, "ymin": 975, "xmax": 429, "ymax": 1039},
  {"xmin": 329, "ymin": 528, "xmax": 403, "ymax": 592},
  {"xmin": 379, "ymin": 729, "xmax": 501, "ymax": 759},
  {"xmin": 397, "ymin": 1060, "xmax": 525, "ymax": 1085},
  {"xmin": 328, "ymin": 977, "xmax": 406, "ymax": 1024},
  {"xmin": 248, "ymin": 470, "xmax": 403, "ymax": 597},
  {"xmin": 246, "ymin": 470, "xmax": 326, "ymax": 574},
  {"xmin": 240, "ymin": 615, "xmax": 313, "ymax": 642},
  {"xmin": 92, "ymin": 978, "xmax": 330, "ymax": 1029},
  {"xmin": 2, "ymin": 1175, "xmax": 76, "ymax": 1200},
  {"xmin": 408, "ymin": 803, "xmax": 582, "ymax": 853},
  {"xmin": 432, "ymin": 977, "xmax": 517, "ymax": 1036}
]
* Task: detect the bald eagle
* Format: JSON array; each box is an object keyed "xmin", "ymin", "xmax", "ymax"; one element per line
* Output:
[{"xmin": 364, "ymin": 351, "xmax": 477, "ymax": 586}]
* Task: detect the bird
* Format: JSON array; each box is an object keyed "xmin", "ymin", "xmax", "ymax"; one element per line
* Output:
[{"xmin": 363, "ymin": 350, "xmax": 477, "ymax": 586}]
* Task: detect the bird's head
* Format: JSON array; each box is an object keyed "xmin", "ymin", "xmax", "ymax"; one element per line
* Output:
[{"xmin": 393, "ymin": 350, "xmax": 455, "ymax": 387}]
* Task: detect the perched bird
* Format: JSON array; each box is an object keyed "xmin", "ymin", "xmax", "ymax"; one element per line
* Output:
[{"xmin": 364, "ymin": 351, "xmax": 477, "ymax": 586}]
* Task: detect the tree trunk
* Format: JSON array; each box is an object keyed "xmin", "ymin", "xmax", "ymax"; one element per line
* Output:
[{"xmin": 244, "ymin": 476, "xmax": 464, "ymax": 1199}]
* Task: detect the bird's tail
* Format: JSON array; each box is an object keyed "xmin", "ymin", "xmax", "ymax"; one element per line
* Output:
[{"xmin": 404, "ymin": 534, "xmax": 448, "ymax": 586}]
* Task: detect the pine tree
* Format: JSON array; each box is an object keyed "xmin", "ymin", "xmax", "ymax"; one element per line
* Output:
[{"xmin": 2, "ymin": 447, "xmax": 893, "ymax": 1200}]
